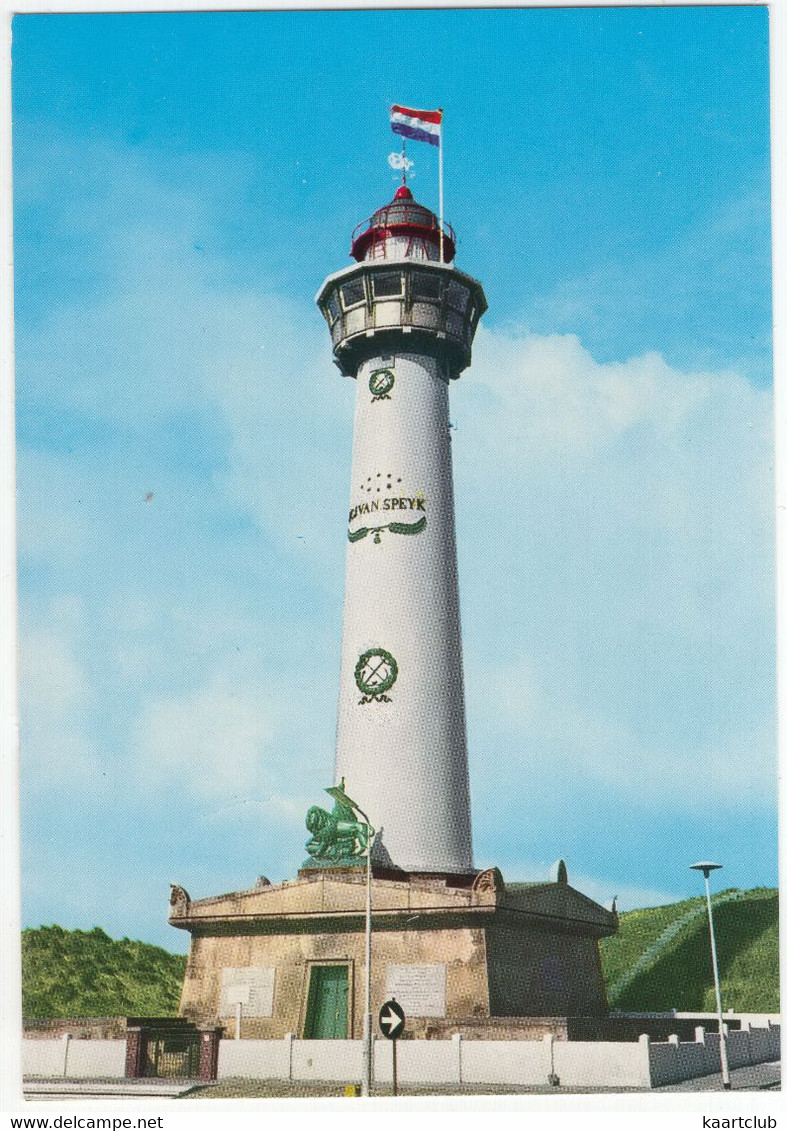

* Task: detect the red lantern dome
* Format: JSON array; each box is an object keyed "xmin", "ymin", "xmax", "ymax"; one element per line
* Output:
[{"xmin": 350, "ymin": 185, "xmax": 456, "ymax": 263}]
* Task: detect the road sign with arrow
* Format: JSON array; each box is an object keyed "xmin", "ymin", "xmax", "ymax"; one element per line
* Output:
[
  {"xmin": 378, "ymin": 999, "xmax": 405, "ymax": 1040},
  {"xmin": 378, "ymin": 999, "xmax": 406, "ymax": 1095}
]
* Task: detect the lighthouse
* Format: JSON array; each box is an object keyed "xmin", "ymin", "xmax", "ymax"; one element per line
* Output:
[
  {"xmin": 316, "ymin": 184, "xmax": 487, "ymax": 873},
  {"xmin": 169, "ymin": 170, "xmax": 617, "ymax": 1047}
]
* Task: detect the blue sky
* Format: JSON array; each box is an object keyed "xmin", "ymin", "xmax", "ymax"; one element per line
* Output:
[{"xmin": 12, "ymin": 6, "xmax": 774, "ymax": 952}]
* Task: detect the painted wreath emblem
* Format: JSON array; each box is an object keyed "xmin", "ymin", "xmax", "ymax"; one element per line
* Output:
[
  {"xmin": 369, "ymin": 369, "xmax": 395, "ymax": 401},
  {"xmin": 355, "ymin": 647, "xmax": 398, "ymax": 705}
]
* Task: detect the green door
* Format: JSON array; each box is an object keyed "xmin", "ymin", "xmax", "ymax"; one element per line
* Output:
[{"xmin": 304, "ymin": 965, "xmax": 349, "ymax": 1039}]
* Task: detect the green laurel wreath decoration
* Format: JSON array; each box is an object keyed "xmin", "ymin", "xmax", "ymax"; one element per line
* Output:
[
  {"xmin": 355, "ymin": 647, "xmax": 398, "ymax": 704},
  {"xmin": 348, "ymin": 515, "xmax": 427, "ymax": 544},
  {"xmin": 369, "ymin": 368, "xmax": 395, "ymax": 401}
]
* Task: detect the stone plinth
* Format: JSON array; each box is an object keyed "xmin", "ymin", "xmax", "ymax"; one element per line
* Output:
[{"xmin": 170, "ymin": 867, "xmax": 617, "ymax": 1039}]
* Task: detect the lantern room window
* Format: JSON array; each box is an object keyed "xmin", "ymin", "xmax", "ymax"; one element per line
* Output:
[
  {"xmin": 325, "ymin": 292, "xmax": 341, "ymax": 325},
  {"xmin": 340, "ymin": 279, "xmax": 366, "ymax": 310},
  {"xmin": 445, "ymin": 281, "xmax": 469, "ymax": 314},
  {"xmin": 410, "ymin": 272, "xmax": 441, "ymax": 301},
  {"xmin": 372, "ymin": 272, "xmax": 404, "ymax": 298}
]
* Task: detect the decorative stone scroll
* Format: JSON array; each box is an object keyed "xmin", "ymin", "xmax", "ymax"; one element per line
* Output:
[
  {"xmin": 168, "ymin": 884, "xmax": 190, "ymax": 918},
  {"xmin": 471, "ymin": 867, "xmax": 503, "ymax": 901},
  {"xmin": 385, "ymin": 964, "xmax": 446, "ymax": 1018}
]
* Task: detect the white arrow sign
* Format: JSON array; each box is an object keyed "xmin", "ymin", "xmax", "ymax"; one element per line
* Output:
[
  {"xmin": 380, "ymin": 1009, "xmax": 399, "ymax": 1034},
  {"xmin": 378, "ymin": 999, "xmax": 405, "ymax": 1039}
]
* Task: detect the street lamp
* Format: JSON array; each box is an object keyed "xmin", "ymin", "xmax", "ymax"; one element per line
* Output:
[
  {"xmin": 324, "ymin": 780, "xmax": 375, "ymax": 1096},
  {"xmin": 323, "ymin": 782, "xmax": 377, "ymax": 1090},
  {"xmin": 355, "ymin": 802, "xmax": 375, "ymax": 1098},
  {"xmin": 690, "ymin": 861, "xmax": 731, "ymax": 1090}
]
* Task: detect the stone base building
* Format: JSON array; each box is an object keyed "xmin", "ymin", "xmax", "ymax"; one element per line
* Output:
[{"xmin": 170, "ymin": 865, "xmax": 617, "ymax": 1040}]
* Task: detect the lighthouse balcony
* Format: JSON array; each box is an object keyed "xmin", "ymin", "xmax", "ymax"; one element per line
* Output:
[{"xmin": 316, "ymin": 261, "xmax": 487, "ymax": 377}]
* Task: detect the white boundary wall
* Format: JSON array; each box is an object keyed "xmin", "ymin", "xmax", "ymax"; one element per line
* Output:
[
  {"xmin": 554, "ymin": 1037, "xmax": 652, "ymax": 1089},
  {"xmin": 374, "ymin": 1034, "xmax": 461, "ymax": 1084},
  {"xmin": 22, "ymin": 1038, "xmax": 69, "ymax": 1078},
  {"xmin": 674, "ymin": 1012, "xmax": 780, "ymax": 1028},
  {"xmin": 218, "ymin": 1037, "xmax": 292, "ymax": 1079},
  {"xmin": 648, "ymin": 1024, "xmax": 781, "ymax": 1088},
  {"xmin": 23, "ymin": 1025, "xmax": 780, "ymax": 1088},
  {"xmin": 23, "ymin": 1037, "xmax": 126, "ymax": 1079},
  {"xmin": 291, "ymin": 1040, "xmax": 362, "ymax": 1081},
  {"xmin": 461, "ymin": 1035, "xmax": 552, "ymax": 1085}
]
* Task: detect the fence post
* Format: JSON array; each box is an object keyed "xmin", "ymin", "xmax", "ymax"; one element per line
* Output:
[
  {"xmin": 544, "ymin": 1032, "xmax": 559, "ymax": 1086},
  {"xmin": 284, "ymin": 1032, "xmax": 293, "ymax": 1081},
  {"xmin": 452, "ymin": 1032, "xmax": 462, "ymax": 1086},
  {"xmin": 638, "ymin": 1033, "xmax": 652, "ymax": 1089},
  {"xmin": 124, "ymin": 1027, "xmax": 145, "ymax": 1079},
  {"xmin": 62, "ymin": 1033, "xmax": 72, "ymax": 1078},
  {"xmin": 198, "ymin": 1027, "xmax": 221, "ymax": 1081}
]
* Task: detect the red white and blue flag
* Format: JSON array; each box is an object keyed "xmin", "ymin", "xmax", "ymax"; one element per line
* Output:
[{"xmin": 390, "ymin": 105, "xmax": 442, "ymax": 148}]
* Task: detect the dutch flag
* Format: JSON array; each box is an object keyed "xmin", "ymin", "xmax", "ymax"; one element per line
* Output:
[{"xmin": 390, "ymin": 104, "xmax": 442, "ymax": 148}]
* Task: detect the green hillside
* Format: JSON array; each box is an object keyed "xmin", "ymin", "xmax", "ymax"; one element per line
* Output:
[
  {"xmin": 22, "ymin": 925, "xmax": 186, "ymax": 1019},
  {"xmin": 600, "ymin": 888, "xmax": 779, "ymax": 1013}
]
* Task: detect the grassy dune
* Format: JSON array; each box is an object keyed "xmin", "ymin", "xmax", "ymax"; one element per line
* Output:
[
  {"xmin": 600, "ymin": 888, "xmax": 779, "ymax": 1013},
  {"xmin": 22, "ymin": 925, "xmax": 186, "ymax": 1018}
]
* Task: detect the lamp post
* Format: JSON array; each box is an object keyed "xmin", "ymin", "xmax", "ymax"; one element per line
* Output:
[
  {"xmin": 354, "ymin": 802, "xmax": 375, "ymax": 1098},
  {"xmin": 690, "ymin": 861, "xmax": 731, "ymax": 1090},
  {"xmin": 321, "ymin": 780, "xmax": 375, "ymax": 1096}
]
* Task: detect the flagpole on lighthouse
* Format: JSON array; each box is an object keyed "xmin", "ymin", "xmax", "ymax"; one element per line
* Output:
[{"xmin": 438, "ymin": 108, "xmax": 444, "ymax": 264}]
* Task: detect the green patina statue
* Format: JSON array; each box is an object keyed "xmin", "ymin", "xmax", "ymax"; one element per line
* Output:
[{"xmin": 304, "ymin": 778, "xmax": 373, "ymax": 863}]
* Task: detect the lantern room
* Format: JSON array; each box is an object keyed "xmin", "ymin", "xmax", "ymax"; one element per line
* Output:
[{"xmin": 350, "ymin": 185, "xmax": 456, "ymax": 263}]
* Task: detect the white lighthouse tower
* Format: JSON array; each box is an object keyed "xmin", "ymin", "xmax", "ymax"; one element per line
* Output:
[
  {"xmin": 171, "ymin": 174, "xmax": 617, "ymax": 1044},
  {"xmin": 316, "ymin": 184, "xmax": 487, "ymax": 873}
]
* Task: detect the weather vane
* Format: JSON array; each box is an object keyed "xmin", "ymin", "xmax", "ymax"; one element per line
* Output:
[{"xmin": 388, "ymin": 147, "xmax": 414, "ymax": 185}]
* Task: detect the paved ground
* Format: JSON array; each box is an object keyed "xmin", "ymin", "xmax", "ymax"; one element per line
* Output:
[
  {"xmin": 23, "ymin": 1078, "xmax": 205, "ymax": 1101},
  {"xmin": 185, "ymin": 1080, "xmax": 645, "ymax": 1097},
  {"xmin": 185, "ymin": 1063, "xmax": 781, "ymax": 1098},
  {"xmin": 655, "ymin": 1061, "xmax": 780, "ymax": 1092},
  {"xmin": 23, "ymin": 1061, "xmax": 779, "ymax": 1101}
]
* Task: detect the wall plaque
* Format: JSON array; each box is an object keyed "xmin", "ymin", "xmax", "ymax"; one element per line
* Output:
[
  {"xmin": 219, "ymin": 967, "xmax": 275, "ymax": 1017},
  {"xmin": 385, "ymin": 964, "xmax": 446, "ymax": 1017}
]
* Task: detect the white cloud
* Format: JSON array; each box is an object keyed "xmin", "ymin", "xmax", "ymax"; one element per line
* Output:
[
  {"xmin": 468, "ymin": 644, "xmax": 776, "ymax": 809},
  {"xmin": 463, "ymin": 329, "xmax": 713, "ymax": 460},
  {"xmin": 135, "ymin": 675, "xmax": 283, "ymax": 798},
  {"xmin": 457, "ymin": 327, "xmax": 775, "ymax": 813},
  {"xmin": 18, "ymin": 621, "xmax": 104, "ymax": 791}
]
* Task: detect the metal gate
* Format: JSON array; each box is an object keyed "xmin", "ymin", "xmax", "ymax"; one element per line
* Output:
[
  {"xmin": 127, "ymin": 1017, "xmax": 205, "ymax": 1080},
  {"xmin": 143, "ymin": 1032, "xmax": 200, "ymax": 1078}
]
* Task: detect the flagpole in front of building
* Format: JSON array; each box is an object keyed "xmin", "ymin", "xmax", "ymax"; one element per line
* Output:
[
  {"xmin": 322, "ymin": 781, "xmax": 375, "ymax": 1093},
  {"xmin": 354, "ymin": 801, "xmax": 374, "ymax": 1097}
]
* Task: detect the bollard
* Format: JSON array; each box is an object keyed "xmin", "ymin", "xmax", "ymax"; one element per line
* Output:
[
  {"xmin": 452, "ymin": 1032, "xmax": 463, "ymax": 1087},
  {"xmin": 544, "ymin": 1033, "xmax": 559, "ymax": 1086}
]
